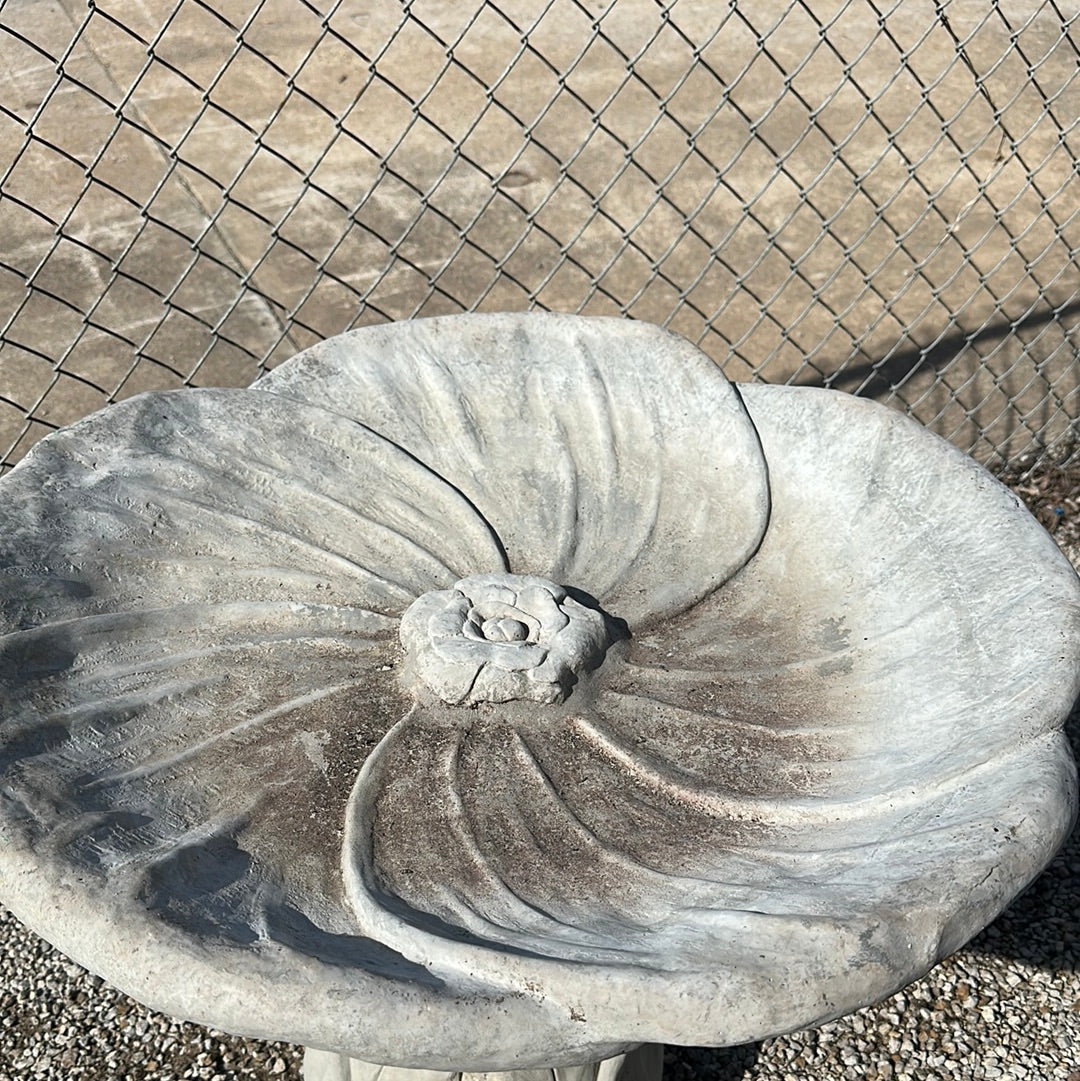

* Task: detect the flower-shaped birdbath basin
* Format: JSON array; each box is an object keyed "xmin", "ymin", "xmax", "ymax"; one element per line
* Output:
[{"xmin": 0, "ymin": 314, "xmax": 1077, "ymax": 1080}]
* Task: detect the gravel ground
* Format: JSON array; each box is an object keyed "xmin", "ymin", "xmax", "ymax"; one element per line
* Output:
[{"xmin": 1, "ymin": 463, "xmax": 1078, "ymax": 1081}]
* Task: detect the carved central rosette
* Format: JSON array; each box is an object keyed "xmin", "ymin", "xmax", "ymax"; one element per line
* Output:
[{"xmin": 399, "ymin": 573, "xmax": 611, "ymax": 705}]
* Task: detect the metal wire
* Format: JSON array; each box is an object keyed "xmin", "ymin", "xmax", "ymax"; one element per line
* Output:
[{"xmin": 1, "ymin": 0, "xmax": 1077, "ymax": 474}]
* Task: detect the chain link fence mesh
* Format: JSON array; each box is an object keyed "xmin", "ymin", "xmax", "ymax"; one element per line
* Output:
[{"xmin": 1, "ymin": 0, "xmax": 1077, "ymax": 477}]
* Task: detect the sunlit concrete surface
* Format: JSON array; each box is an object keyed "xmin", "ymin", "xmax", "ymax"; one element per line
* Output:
[{"xmin": 1, "ymin": 0, "xmax": 1077, "ymax": 470}]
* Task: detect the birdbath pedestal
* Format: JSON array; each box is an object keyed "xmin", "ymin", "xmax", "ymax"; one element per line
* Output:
[{"xmin": 302, "ymin": 1044, "xmax": 663, "ymax": 1081}]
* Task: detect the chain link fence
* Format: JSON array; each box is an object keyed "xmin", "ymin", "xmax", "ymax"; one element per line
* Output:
[{"xmin": 1, "ymin": 0, "xmax": 1077, "ymax": 476}]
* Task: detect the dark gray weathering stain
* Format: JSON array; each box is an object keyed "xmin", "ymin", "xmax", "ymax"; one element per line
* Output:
[
  {"xmin": 0, "ymin": 634, "xmax": 78, "ymax": 683},
  {"xmin": 138, "ymin": 832, "xmax": 444, "ymax": 986}
]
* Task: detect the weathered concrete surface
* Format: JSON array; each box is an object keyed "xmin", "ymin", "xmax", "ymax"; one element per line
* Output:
[
  {"xmin": 0, "ymin": 315, "xmax": 1076, "ymax": 1069},
  {"xmin": 1, "ymin": 0, "xmax": 1078, "ymax": 469}
]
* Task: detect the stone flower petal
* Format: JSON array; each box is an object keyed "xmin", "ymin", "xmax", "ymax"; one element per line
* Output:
[
  {"xmin": 0, "ymin": 386, "xmax": 509, "ymax": 819},
  {"xmin": 258, "ymin": 313, "xmax": 770, "ymax": 627},
  {"xmin": 0, "ymin": 388, "xmax": 583, "ymax": 1064},
  {"xmin": 339, "ymin": 386, "xmax": 1079, "ymax": 1048},
  {"xmin": 622, "ymin": 385, "xmax": 1080, "ymax": 805},
  {"xmin": 341, "ymin": 705, "xmax": 948, "ymax": 1050},
  {"xmin": 0, "ymin": 388, "xmax": 507, "ymax": 622}
]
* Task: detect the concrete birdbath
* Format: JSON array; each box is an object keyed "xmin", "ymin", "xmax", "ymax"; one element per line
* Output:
[{"xmin": 0, "ymin": 314, "xmax": 1077, "ymax": 1081}]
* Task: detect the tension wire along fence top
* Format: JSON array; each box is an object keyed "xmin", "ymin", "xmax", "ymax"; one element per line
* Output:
[{"xmin": 1, "ymin": 0, "xmax": 1077, "ymax": 475}]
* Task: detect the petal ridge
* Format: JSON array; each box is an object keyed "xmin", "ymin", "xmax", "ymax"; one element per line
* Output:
[{"xmin": 258, "ymin": 314, "xmax": 770, "ymax": 625}]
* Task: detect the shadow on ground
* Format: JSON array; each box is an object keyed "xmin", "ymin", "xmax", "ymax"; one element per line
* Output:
[
  {"xmin": 806, "ymin": 298, "xmax": 1080, "ymax": 401},
  {"xmin": 963, "ymin": 695, "xmax": 1080, "ymax": 973},
  {"xmin": 664, "ymin": 1042, "xmax": 763, "ymax": 1081}
]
